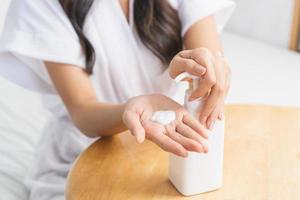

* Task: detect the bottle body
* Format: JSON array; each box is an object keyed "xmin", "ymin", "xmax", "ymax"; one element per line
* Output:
[{"xmin": 168, "ymin": 92, "xmax": 225, "ymax": 196}]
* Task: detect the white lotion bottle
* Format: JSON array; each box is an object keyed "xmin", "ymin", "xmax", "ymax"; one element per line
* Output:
[{"xmin": 168, "ymin": 72, "xmax": 225, "ymax": 196}]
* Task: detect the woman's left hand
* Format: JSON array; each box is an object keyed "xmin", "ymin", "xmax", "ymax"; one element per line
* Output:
[{"xmin": 169, "ymin": 48, "xmax": 231, "ymax": 129}]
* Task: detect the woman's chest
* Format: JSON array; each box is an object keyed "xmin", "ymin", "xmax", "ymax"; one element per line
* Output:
[{"xmin": 81, "ymin": 0, "xmax": 167, "ymax": 102}]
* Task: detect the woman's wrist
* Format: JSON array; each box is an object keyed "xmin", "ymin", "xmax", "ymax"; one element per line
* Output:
[
  {"xmin": 100, "ymin": 102, "xmax": 128, "ymax": 135},
  {"xmin": 72, "ymin": 101, "xmax": 128, "ymax": 137}
]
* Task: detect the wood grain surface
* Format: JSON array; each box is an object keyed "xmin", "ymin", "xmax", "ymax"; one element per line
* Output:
[
  {"xmin": 290, "ymin": 0, "xmax": 300, "ymax": 51},
  {"xmin": 66, "ymin": 105, "xmax": 300, "ymax": 200}
]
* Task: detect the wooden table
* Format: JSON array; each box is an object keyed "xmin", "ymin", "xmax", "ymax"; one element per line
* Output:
[{"xmin": 66, "ymin": 105, "xmax": 300, "ymax": 200}]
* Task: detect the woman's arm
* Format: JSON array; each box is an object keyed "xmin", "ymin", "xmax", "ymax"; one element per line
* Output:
[
  {"xmin": 184, "ymin": 16, "xmax": 222, "ymax": 52},
  {"xmin": 45, "ymin": 62, "xmax": 127, "ymax": 137},
  {"xmin": 45, "ymin": 62, "xmax": 208, "ymax": 156}
]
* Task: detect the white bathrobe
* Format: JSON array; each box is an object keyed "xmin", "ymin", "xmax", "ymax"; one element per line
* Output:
[{"xmin": 0, "ymin": 0, "xmax": 235, "ymax": 199}]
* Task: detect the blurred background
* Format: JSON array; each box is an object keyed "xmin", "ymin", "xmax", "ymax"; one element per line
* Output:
[{"xmin": 0, "ymin": 0, "xmax": 300, "ymax": 199}]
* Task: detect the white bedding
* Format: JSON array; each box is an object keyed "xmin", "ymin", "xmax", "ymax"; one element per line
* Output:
[
  {"xmin": 0, "ymin": 31, "xmax": 300, "ymax": 199},
  {"xmin": 223, "ymin": 32, "xmax": 300, "ymax": 107},
  {"xmin": 0, "ymin": 79, "xmax": 51, "ymax": 199}
]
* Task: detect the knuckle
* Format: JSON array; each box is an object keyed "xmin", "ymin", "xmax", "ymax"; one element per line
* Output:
[
  {"xmin": 196, "ymin": 47, "xmax": 211, "ymax": 57},
  {"xmin": 193, "ymin": 48, "xmax": 202, "ymax": 55},
  {"xmin": 187, "ymin": 140, "xmax": 197, "ymax": 147},
  {"xmin": 160, "ymin": 143, "xmax": 168, "ymax": 152},
  {"xmin": 176, "ymin": 51, "xmax": 183, "ymax": 57},
  {"xmin": 190, "ymin": 63, "xmax": 198, "ymax": 72},
  {"xmin": 175, "ymin": 121, "xmax": 183, "ymax": 130},
  {"xmin": 192, "ymin": 136, "xmax": 202, "ymax": 144},
  {"xmin": 145, "ymin": 133, "xmax": 152, "ymax": 140},
  {"xmin": 178, "ymin": 50, "xmax": 187, "ymax": 57},
  {"xmin": 166, "ymin": 129, "xmax": 174, "ymax": 137},
  {"xmin": 181, "ymin": 114, "xmax": 189, "ymax": 124},
  {"xmin": 184, "ymin": 59, "xmax": 195, "ymax": 69},
  {"xmin": 200, "ymin": 111, "xmax": 210, "ymax": 119},
  {"xmin": 206, "ymin": 77, "xmax": 216, "ymax": 86},
  {"xmin": 170, "ymin": 120, "xmax": 178, "ymax": 128},
  {"xmin": 192, "ymin": 49, "xmax": 204, "ymax": 59},
  {"xmin": 170, "ymin": 57, "xmax": 178, "ymax": 66},
  {"xmin": 191, "ymin": 141, "xmax": 202, "ymax": 150},
  {"xmin": 122, "ymin": 111, "xmax": 131, "ymax": 123},
  {"xmin": 191, "ymin": 48, "xmax": 213, "ymax": 66},
  {"xmin": 195, "ymin": 47, "xmax": 207, "ymax": 53}
]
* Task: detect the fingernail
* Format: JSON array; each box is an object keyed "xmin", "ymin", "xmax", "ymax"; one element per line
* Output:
[
  {"xmin": 189, "ymin": 96, "xmax": 196, "ymax": 101},
  {"xmin": 137, "ymin": 136, "xmax": 144, "ymax": 144},
  {"xmin": 203, "ymin": 145, "xmax": 209, "ymax": 154},
  {"xmin": 183, "ymin": 151, "xmax": 189, "ymax": 157},
  {"xmin": 189, "ymin": 96, "xmax": 202, "ymax": 102},
  {"xmin": 209, "ymin": 121, "xmax": 215, "ymax": 130},
  {"xmin": 203, "ymin": 131, "xmax": 209, "ymax": 139},
  {"xmin": 197, "ymin": 145, "xmax": 204, "ymax": 153},
  {"xmin": 219, "ymin": 113, "xmax": 224, "ymax": 120},
  {"xmin": 189, "ymin": 94, "xmax": 195, "ymax": 101}
]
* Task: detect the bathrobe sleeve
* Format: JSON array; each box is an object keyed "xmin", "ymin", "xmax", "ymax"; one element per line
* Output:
[
  {"xmin": 0, "ymin": 0, "xmax": 85, "ymax": 93},
  {"xmin": 169, "ymin": 0, "xmax": 236, "ymax": 36}
]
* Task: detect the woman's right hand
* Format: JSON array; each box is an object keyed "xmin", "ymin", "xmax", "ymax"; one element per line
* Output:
[{"xmin": 122, "ymin": 94, "xmax": 208, "ymax": 157}]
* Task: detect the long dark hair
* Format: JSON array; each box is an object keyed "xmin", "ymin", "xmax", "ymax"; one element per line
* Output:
[{"xmin": 59, "ymin": 0, "xmax": 182, "ymax": 74}]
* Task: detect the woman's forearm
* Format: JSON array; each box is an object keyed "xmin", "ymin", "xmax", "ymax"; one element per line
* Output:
[
  {"xmin": 183, "ymin": 15, "xmax": 222, "ymax": 52},
  {"xmin": 45, "ymin": 62, "xmax": 128, "ymax": 137},
  {"xmin": 71, "ymin": 100, "xmax": 127, "ymax": 137}
]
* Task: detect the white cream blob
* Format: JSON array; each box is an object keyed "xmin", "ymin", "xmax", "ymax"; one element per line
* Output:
[{"xmin": 150, "ymin": 111, "xmax": 176, "ymax": 125}]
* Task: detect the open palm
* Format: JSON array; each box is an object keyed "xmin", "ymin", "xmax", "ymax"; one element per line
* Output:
[{"xmin": 123, "ymin": 94, "xmax": 208, "ymax": 157}]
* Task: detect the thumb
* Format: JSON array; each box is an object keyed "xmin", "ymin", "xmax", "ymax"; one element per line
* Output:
[{"xmin": 123, "ymin": 111, "xmax": 146, "ymax": 143}]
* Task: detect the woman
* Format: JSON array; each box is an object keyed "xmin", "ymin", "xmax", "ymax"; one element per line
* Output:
[{"xmin": 0, "ymin": 0, "xmax": 235, "ymax": 199}]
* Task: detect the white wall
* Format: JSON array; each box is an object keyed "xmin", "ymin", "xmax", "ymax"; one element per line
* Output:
[
  {"xmin": 226, "ymin": 0, "xmax": 294, "ymax": 48},
  {"xmin": 0, "ymin": 0, "xmax": 295, "ymax": 48}
]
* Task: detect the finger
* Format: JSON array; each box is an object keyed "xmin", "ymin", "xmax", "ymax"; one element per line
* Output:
[
  {"xmin": 179, "ymin": 48, "xmax": 212, "ymax": 67},
  {"xmin": 218, "ymin": 105, "xmax": 225, "ymax": 120},
  {"xmin": 170, "ymin": 54, "xmax": 206, "ymax": 79},
  {"xmin": 143, "ymin": 121, "xmax": 188, "ymax": 157},
  {"xmin": 198, "ymin": 87, "xmax": 220, "ymax": 126},
  {"xmin": 199, "ymin": 54, "xmax": 226, "ymax": 126},
  {"xmin": 188, "ymin": 52, "xmax": 216, "ymax": 100},
  {"xmin": 189, "ymin": 77, "xmax": 214, "ymax": 100},
  {"xmin": 182, "ymin": 114, "xmax": 208, "ymax": 139},
  {"xmin": 123, "ymin": 111, "xmax": 145, "ymax": 143},
  {"xmin": 176, "ymin": 123, "xmax": 208, "ymax": 153},
  {"xmin": 166, "ymin": 125, "xmax": 204, "ymax": 153},
  {"xmin": 206, "ymin": 100, "xmax": 223, "ymax": 130}
]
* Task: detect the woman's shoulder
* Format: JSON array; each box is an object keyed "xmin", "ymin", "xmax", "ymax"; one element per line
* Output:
[{"xmin": 5, "ymin": 0, "xmax": 71, "ymax": 31}]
